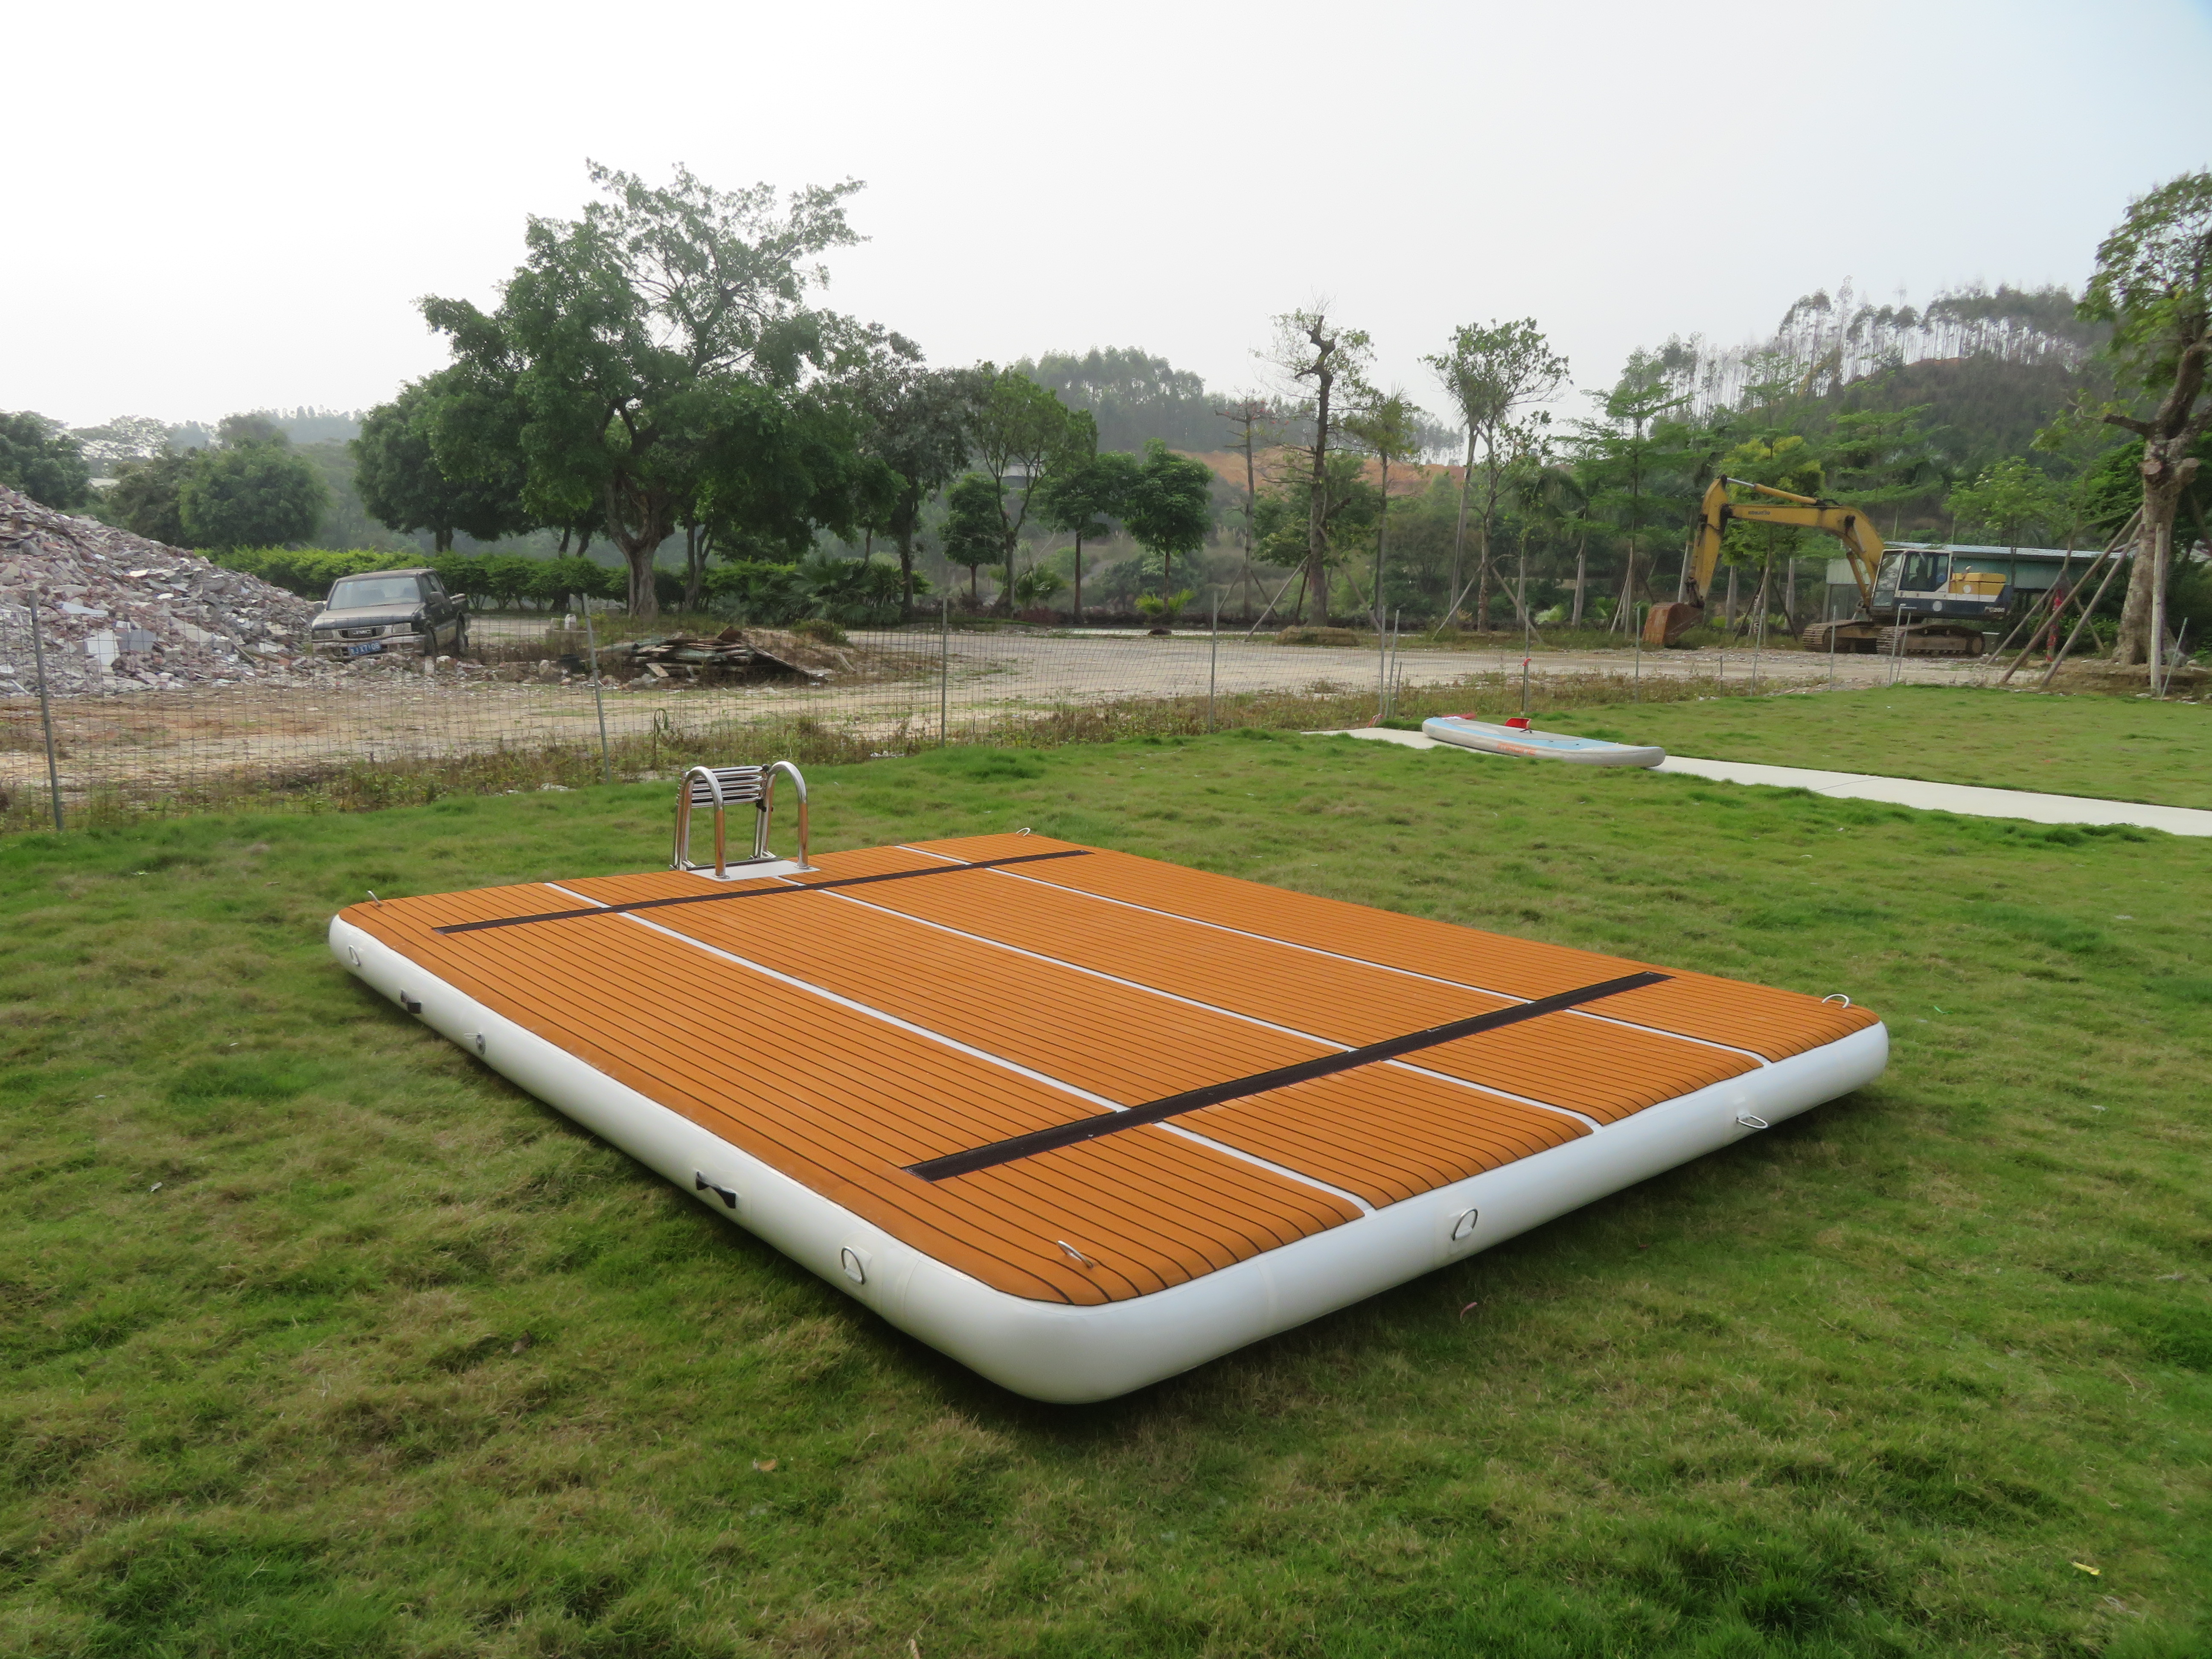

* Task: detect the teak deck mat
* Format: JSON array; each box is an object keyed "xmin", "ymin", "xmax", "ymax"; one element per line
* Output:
[{"xmin": 336, "ymin": 832, "xmax": 1878, "ymax": 1310}]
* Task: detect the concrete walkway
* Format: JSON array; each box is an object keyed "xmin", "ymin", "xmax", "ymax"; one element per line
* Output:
[{"xmin": 1316, "ymin": 728, "xmax": 2212, "ymax": 838}]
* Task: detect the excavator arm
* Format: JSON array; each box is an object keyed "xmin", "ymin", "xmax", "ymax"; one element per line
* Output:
[{"xmin": 1643, "ymin": 477, "xmax": 1885, "ymax": 647}]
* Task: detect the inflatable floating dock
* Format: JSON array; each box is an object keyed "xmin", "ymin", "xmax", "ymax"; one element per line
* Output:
[
  {"xmin": 330, "ymin": 764, "xmax": 1883, "ymax": 1401},
  {"xmin": 1422, "ymin": 714, "xmax": 1665, "ymax": 767}
]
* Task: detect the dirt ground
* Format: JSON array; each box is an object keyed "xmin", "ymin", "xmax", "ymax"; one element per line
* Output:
[{"xmin": 0, "ymin": 624, "xmax": 2010, "ymax": 805}]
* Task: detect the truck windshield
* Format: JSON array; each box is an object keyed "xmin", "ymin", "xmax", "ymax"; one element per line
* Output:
[{"xmin": 327, "ymin": 577, "xmax": 424, "ymax": 609}]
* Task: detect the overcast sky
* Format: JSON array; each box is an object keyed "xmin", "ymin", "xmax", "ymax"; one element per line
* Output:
[{"xmin": 11, "ymin": 0, "xmax": 2212, "ymax": 434}]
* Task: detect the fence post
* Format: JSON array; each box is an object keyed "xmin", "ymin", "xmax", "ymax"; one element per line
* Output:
[
  {"xmin": 28, "ymin": 588, "xmax": 64, "ymax": 831},
  {"xmin": 939, "ymin": 599, "xmax": 950, "ymax": 746},
  {"xmin": 1209, "ymin": 594, "xmax": 1220, "ymax": 733},
  {"xmin": 1632, "ymin": 604, "xmax": 1642, "ymax": 701},
  {"xmin": 580, "ymin": 599, "xmax": 613, "ymax": 784}
]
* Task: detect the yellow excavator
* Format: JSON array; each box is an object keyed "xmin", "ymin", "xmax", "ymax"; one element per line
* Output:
[{"xmin": 1643, "ymin": 477, "xmax": 2004, "ymax": 655}]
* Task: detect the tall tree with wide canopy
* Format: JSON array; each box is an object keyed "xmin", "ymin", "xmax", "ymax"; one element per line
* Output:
[
  {"xmin": 421, "ymin": 163, "xmax": 871, "ymax": 617},
  {"xmin": 354, "ymin": 373, "xmax": 535, "ymax": 553},
  {"xmin": 1263, "ymin": 309, "xmax": 1372, "ymax": 626},
  {"xmin": 1424, "ymin": 318, "xmax": 1568, "ymax": 629},
  {"xmin": 2079, "ymin": 171, "xmax": 2212, "ymax": 672},
  {"xmin": 961, "ymin": 369, "xmax": 1094, "ymax": 612}
]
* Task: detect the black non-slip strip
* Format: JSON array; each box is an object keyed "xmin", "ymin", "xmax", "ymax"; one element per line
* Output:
[
  {"xmin": 433, "ymin": 848, "xmax": 1094, "ymax": 934},
  {"xmin": 906, "ymin": 969, "xmax": 1671, "ymax": 1182}
]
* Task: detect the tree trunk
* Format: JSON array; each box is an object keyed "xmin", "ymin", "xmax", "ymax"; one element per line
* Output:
[
  {"xmin": 1724, "ymin": 565, "xmax": 1738, "ymax": 633},
  {"xmin": 1447, "ymin": 435, "xmax": 1475, "ymax": 623},
  {"xmin": 1305, "ymin": 386, "xmax": 1333, "ymax": 627},
  {"xmin": 897, "ymin": 531, "xmax": 917, "ymax": 620},
  {"xmin": 1570, "ymin": 533, "xmax": 1587, "ymax": 627},
  {"xmin": 682, "ymin": 522, "xmax": 709, "ymax": 612},
  {"xmin": 1473, "ymin": 515, "xmax": 1492, "ymax": 631},
  {"xmin": 2116, "ymin": 436, "xmax": 2198, "ymax": 666},
  {"xmin": 1370, "ymin": 455, "xmax": 1389, "ymax": 630}
]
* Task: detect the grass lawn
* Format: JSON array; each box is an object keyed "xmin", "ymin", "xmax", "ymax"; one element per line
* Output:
[
  {"xmin": 2, "ymin": 719, "xmax": 2208, "ymax": 1657},
  {"xmin": 1542, "ymin": 685, "xmax": 2212, "ymax": 809}
]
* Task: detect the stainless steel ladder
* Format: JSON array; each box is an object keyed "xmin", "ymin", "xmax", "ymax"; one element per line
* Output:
[{"xmin": 671, "ymin": 761, "xmax": 812, "ymax": 878}]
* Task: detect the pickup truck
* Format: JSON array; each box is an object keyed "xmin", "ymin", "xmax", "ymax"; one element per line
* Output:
[{"xmin": 309, "ymin": 568, "xmax": 468, "ymax": 661}]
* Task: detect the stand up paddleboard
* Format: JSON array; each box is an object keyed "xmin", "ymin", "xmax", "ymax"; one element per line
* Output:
[
  {"xmin": 1422, "ymin": 714, "xmax": 1665, "ymax": 767},
  {"xmin": 330, "ymin": 762, "xmax": 1880, "ymax": 1401}
]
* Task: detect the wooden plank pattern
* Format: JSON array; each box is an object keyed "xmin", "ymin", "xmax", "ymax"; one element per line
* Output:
[
  {"xmin": 903, "ymin": 833, "xmax": 1879, "ymax": 1061},
  {"xmin": 340, "ymin": 832, "xmax": 1874, "ymax": 1305}
]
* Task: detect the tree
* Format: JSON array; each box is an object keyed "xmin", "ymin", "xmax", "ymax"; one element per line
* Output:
[
  {"xmin": 1341, "ymin": 390, "xmax": 1426, "ymax": 628},
  {"xmin": 1424, "ymin": 319, "xmax": 1568, "ymax": 628},
  {"xmin": 1263, "ymin": 309, "xmax": 1373, "ymax": 625},
  {"xmin": 692, "ymin": 388, "xmax": 896, "ymax": 599},
  {"xmin": 354, "ymin": 373, "xmax": 535, "ymax": 553},
  {"xmin": 1212, "ymin": 396, "xmax": 1278, "ymax": 613},
  {"xmin": 1945, "ymin": 456, "xmax": 2069, "ymax": 549},
  {"xmin": 1251, "ymin": 452, "xmax": 1381, "ymax": 616},
  {"xmin": 1119, "ymin": 440, "xmax": 1215, "ymax": 601},
  {"xmin": 941, "ymin": 472, "xmax": 1003, "ymax": 606},
  {"xmin": 1022, "ymin": 348, "xmax": 1218, "ymax": 450},
  {"xmin": 68, "ymin": 416, "xmax": 171, "ymax": 473},
  {"xmin": 2079, "ymin": 171, "xmax": 2212, "ymax": 671},
  {"xmin": 177, "ymin": 442, "xmax": 329, "ymax": 548},
  {"xmin": 1036, "ymin": 449, "xmax": 1140, "ymax": 623},
  {"xmin": 217, "ymin": 413, "xmax": 286, "ymax": 448},
  {"xmin": 422, "ymin": 162, "xmax": 870, "ymax": 618},
  {"xmin": 1571, "ymin": 363, "xmax": 1689, "ymax": 632},
  {"xmin": 961, "ymin": 368, "xmax": 1093, "ymax": 611},
  {"xmin": 0, "ymin": 413, "xmax": 92, "ymax": 509},
  {"xmin": 851, "ymin": 362, "xmax": 981, "ymax": 617},
  {"xmin": 108, "ymin": 453, "xmax": 193, "ymax": 544}
]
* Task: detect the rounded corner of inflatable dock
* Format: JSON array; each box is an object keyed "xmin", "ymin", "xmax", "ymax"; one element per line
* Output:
[{"xmin": 331, "ymin": 790, "xmax": 1883, "ymax": 1401}]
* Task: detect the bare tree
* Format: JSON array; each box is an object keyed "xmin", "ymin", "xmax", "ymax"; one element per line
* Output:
[
  {"xmin": 1261, "ymin": 309, "xmax": 1372, "ymax": 625},
  {"xmin": 1425, "ymin": 319, "xmax": 1569, "ymax": 629}
]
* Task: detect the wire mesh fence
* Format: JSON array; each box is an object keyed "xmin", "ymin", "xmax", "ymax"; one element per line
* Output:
[{"xmin": 2, "ymin": 605, "xmax": 2000, "ymax": 834}]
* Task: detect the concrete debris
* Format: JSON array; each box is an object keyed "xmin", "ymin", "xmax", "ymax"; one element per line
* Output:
[
  {"xmin": 593, "ymin": 628, "xmax": 848, "ymax": 683},
  {"xmin": 0, "ymin": 486, "xmax": 320, "ymax": 696}
]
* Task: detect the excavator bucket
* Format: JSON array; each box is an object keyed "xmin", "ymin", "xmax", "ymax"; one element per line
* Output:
[{"xmin": 1643, "ymin": 600, "xmax": 1702, "ymax": 648}]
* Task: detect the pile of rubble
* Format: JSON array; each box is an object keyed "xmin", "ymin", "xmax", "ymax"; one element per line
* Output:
[
  {"xmin": 0, "ymin": 486, "xmax": 320, "ymax": 696},
  {"xmin": 596, "ymin": 628, "xmax": 843, "ymax": 683}
]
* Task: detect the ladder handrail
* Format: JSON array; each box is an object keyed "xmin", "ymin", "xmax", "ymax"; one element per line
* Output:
[
  {"xmin": 760, "ymin": 760, "xmax": 812, "ymax": 870},
  {"xmin": 672, "ymin": 762, "xmax": 811, "ymax": 877}
]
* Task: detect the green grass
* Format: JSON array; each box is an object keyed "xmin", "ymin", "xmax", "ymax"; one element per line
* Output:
[
  {"xmin": 1542, "ymin": 685, "xmax": 2212, "ymax": 809},
  {"xmin": 2, "ymin": 720, "xmax": 2208, "ymax": 1656}
]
